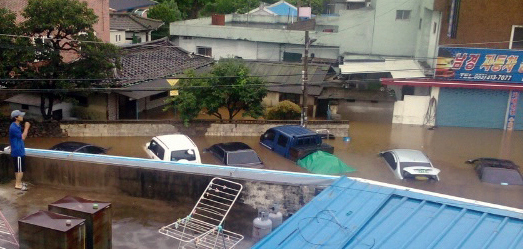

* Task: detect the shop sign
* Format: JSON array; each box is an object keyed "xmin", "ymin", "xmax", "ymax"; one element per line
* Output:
[
  {"xmin": 505, "ymin": 91, "xmax": 520, "ymax": 131},
  {"xmin": 436, "ymin": 47, "xmax": 523, "ymax": 83}
]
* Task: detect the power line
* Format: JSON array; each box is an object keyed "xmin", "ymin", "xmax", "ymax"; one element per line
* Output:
[{"xmin": 1, "ymin": 33, "xmax": 521, "ymax": 51}]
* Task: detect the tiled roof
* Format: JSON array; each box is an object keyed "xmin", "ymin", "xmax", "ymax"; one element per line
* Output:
[
  {"xmin": 110, "ymin": 13, "xmax": 163, "ymax": 31},
  {"xmin": 116, "ymin": 38, "xmax": 214, "ymax": 87},
  {"xmin": 244, "ymin": 60, "xmax": 330, "ymax": 96},
  {"xmin": 109, "ymin": 0, "xmax": 157, "ymax": 12}
]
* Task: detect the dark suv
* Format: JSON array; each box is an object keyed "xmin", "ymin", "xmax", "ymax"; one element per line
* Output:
[
  {"xmin": 206, "ymin": 142, "xmax": 264, "ymax": 168},
  {"xmin": 466, "ymin": 158, "xmax": 523, "ymax": 185}
]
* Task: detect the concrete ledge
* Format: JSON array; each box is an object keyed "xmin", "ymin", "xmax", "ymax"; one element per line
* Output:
[{"xmin": 60, "ymin": 120, "xmax": 350, "ymax": 137}]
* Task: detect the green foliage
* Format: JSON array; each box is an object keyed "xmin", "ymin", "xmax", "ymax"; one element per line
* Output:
[
  {"xmin": 149, "ymin": 0, "xmax": 183, "ymax": 23},
  {"xmin": 170, "ymin": 58, "xmax": 268, "ymax": 123},
  {"xmin": 9, "ymin": 0, "xmax": 121, "ymax": 120},
  {"xmin": 0, "ymin": 8, "xmax": 33, "ymax": 83},
  {"xmin": 202, "ymin": 0, "xmax": 259, "ymax": 15},
  {"xmin": 148, "ymin": 0, "xmax": 182, "ymax": 40},
  {"xmin": 266, "ymin": 100, "xmax": 301, "ymax": 120}
]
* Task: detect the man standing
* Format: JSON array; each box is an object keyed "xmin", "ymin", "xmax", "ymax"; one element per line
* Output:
[{"xmin": 9, "ymin": 110, "xmax": 30, "ymax": 191}]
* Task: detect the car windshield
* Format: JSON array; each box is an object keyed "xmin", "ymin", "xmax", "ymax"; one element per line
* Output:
[
  {"xmin": 171, "ymin": 149, "xmax": 196, "ymax": 161},
  {"xmin": 227, "ymin": 150, "xmax": 261, "ymax": 165},
  {"xmin": 400, "ymin": 162, "xmax": 432, "ymax": 169}
]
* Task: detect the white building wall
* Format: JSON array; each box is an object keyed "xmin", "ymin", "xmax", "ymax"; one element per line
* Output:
[{"xmin": 110, "ymin": 30, "xmax": 126, "ymax": 44}]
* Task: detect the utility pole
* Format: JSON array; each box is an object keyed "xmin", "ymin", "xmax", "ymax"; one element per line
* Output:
[{"xmin": 301, "ymin": 30, "xmax": 309, "ymax": 127}]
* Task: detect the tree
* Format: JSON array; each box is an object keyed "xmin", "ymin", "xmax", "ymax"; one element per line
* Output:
[
  {"xmin": 18, "ymin": 0, "xmax": 120, "ymax": 120},
  {"xmin": 170, "ymin": 59, "xmax": 267, "ymax": 123},
  {"xmin": 0, "ymin": 9, "xmax": 33, "ymax": 84},
  {"xmin": 148, "ymin": 0, "xmax": 183, "ymax": 39}
]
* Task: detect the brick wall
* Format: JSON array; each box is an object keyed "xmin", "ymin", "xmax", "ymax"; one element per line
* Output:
[{"xmin": 0, "ymin": 0, "xmax": 110, "ymax": 42}]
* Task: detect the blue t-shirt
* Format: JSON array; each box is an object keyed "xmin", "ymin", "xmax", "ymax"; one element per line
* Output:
[{"xmin": 9, "ymin": 122, "xmax": 25, "ymax": 157}]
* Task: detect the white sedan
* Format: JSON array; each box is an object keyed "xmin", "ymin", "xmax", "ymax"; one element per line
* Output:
[{"xmin": 379, "ymin": 149, "xmax": 440, "ymax": 181}]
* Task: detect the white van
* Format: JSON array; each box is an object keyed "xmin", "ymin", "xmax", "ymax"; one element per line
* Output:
[{"xmin": 144, "ymin": 134, "xmax": 201, "ymax": 164}]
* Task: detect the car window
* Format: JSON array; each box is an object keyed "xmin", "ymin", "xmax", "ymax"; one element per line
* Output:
[
  {"xmin": 400, "ymin": 162, "xmax": 432, "ymax": 168},
  {"xmin": 171, "ymin": 149, "xmax": 196, "ymax": 161},
  {"xmin": 227, "ymin": 151, "xmax": 261, "ymax": 165},
  {"xmin": 263, "ymin": 130, "xmax": 276, "ymax": 141},
  {"xmin": 382, "ymin": 152, "xmax": 397, "ymax": 170},
  {"xmin": 85, "ymin": 146, "xmax": 105, "ymax": 154},
  {"xmin": 277, "ymin": 135, "xmax": 288, "ymax": 147},
  {"xmin": 210, "ymin": 145, "xmax": 225, "ymax": 161},
  {"xmin": 149, "ymin": 140, "xmax": 164, "ymax": 159}
]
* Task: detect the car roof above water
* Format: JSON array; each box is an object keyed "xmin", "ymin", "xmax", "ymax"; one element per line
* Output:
[
  {"xmin": 213, "ymin": 142, "xmax": 252, "ymax": 152},
  {"xmin": 390, "ymin": 149, "xmax": 430, "ymax": 163},
  {"xmin": 271, "ymin": 125, "xmax": 317, "ymax": 137},
  {"xmin": 154, "ymin": 134, "xmax": 197, "ymax": 151}
]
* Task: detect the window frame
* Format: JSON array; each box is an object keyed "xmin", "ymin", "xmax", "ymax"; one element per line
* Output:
[
  {"xmin": 509, "ymin": 25, "xmax": 523, "ymax": 49},
  {"xmin": 395, "ymin": 10, "xmax": 411, "ymax": 20},
  {"xmin": 196, "ymin": 46, "xmax": 212, "ymax": 57},
  {"xmin": 382, "ymin": 152, "xmax": 397, "ymax": 170}
]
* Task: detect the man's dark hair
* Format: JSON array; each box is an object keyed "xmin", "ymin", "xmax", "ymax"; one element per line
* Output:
[{"xmin": 11, "ymin": 117, "xmax": 16, "ymax": 122}]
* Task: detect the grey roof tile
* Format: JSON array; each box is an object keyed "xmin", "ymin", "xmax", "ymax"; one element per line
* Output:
[
  {"xmin": 110, "ymin": 0, "xmax": 157, "ymax": 11},
  {"xmin": 110, "ymin": 13, "xmax": 163, "ymax": 31}
]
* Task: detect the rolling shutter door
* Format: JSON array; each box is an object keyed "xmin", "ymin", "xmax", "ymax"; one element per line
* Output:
[{"xmin": 436, "ymin": 88, "xmax": 509, "ymax": 129}]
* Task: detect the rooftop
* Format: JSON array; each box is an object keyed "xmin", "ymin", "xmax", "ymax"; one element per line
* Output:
[
  {"xmin": 254, "ymin": 176, "xmax": 523, "ymax": 248},
  {"xmin": 109, "ymin": 0, "xmax": 157, "ymax": 12},
  {"xmin": 244, "ymin": 60, "xmax": 331, "ymax": 95},
  {"xmin": 110, "ymin": 13, "xmax": 163, "ymax": 32},
  {"xmin": 116, "ymin": 38, "xmax": 214, "ymax": 87}
]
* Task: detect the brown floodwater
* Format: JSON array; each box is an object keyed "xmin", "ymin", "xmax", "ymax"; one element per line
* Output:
[
  {"xmin": 4, "ymin": 121, "xmax": 523, "ymax": 208},
  {"xmin": 2, "ymin": 121, "xmax": 523, "ymax": 248}
]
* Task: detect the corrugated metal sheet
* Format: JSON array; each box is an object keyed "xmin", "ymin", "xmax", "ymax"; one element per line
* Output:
[{"xmin": 254, "ymin": 177, "xmax": 523, "ymax": 249}]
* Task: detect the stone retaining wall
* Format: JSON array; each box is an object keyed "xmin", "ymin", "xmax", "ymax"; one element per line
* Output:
[
  {"xmin": 0, "ymin": 119, "xmax": 349, "ymax": 138},
  {"xmin": 60, "ymin": 120, "xmax": 350, "ymax": 137}
]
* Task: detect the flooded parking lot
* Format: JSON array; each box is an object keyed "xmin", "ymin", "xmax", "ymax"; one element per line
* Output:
[{"xmin": 1, "ymin": 121, "xmax": 523, "ymax": 248}]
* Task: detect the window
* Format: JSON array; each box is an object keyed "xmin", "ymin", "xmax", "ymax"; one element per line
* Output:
[
  {"xmin": 209, "ymin": 145, "xmax": 225, "ymax": 161},
  {"xmin": 84, "ymin": 146, "xmax": 105, "ymax": 154},
  {"xmin": 171, "ymin": 149, "xmax": 196, "ymax": 162},
  {"xmin": 227, "ymin": 151, "xmax": 261, "ymax": 165},
  {"xmin": 396, "ymin": 10, "xmax": 411, "ymax": 20},
  {"xmin": 149, "ymin": 92, "xmax": 168, "ymax": 101},
  {"xmin": 419, "ymin": 19, "xmax": 422, "ymax": 29},
  {"xmin": 148, "ymin": 140, "xmax": 165, "ymax": 160},
  {"xmin": 510, "ymin": 26, "xmax": 523, "ymax": 49},
  {"xmin": 279, "ymin": 93, "xmax": 301, "ymax": 104},
  {"xmin": 197, "ymin": 46, "xmax": 212, "ymax": 56},
  {"xmin": 262, "ymin": 130, "xmax": 276, "ymax": 141},
  {"xmin": 382, "ymin": 152, "xmax": 397, "ymax": 170},
  {"xmin": 277, "ymin": 135, "xmax": 288, "ymax": 147}
]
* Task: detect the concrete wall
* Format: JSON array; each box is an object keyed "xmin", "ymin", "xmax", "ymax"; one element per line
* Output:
[
  {"xmin": 170, "ymin": 0, "xmax": 436, "ymax": 59},
  {"xmin": 9, "ymin": 155, "xmax": 318, "ymax": 215},
  {"xmin": 60, "ymin": 121, "xmax": 350, "ymax": 137},
  {"xmin": 392, "ymin": 95, "xmax": 431, "ymax": 125},
  {"xmin": 110, "ymin": 30, "xmax": 126, "ymax": 44}
]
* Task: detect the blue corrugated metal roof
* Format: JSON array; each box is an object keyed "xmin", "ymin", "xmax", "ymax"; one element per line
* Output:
[
  {"xmin": 272, "ymin": 125, "xmax": 317, "ymax": 137},
  {"xmin": 268, "ymin": 2, "xmax": 298, "ymax": 16},
  {"xmin": 254, "ymin": 177, "xmax": 523, "ymax": 249}
]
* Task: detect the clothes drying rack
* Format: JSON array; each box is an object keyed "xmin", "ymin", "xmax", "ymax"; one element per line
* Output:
[{"xmin": 159, "ymin": 177, "xmax": 244, "ymax": 249}]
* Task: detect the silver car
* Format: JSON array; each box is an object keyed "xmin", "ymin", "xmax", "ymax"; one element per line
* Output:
[{"xmin": 379, "ymin": 149, "xmax": 440, "ymax": 181}]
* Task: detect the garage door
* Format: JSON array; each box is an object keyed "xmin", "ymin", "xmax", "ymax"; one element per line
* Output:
[
  {"xmin": 514, "ymin": 92, "xmax": 523, "ymax": 130},
  {"xmin": 436, "ymin": 88, "xmax": 509, "ymax": 129}
]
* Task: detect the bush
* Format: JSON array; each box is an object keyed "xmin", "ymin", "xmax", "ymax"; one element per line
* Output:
[{"xmin": 266, "ymin": 100, "xmax": 301, "ymax": 120}]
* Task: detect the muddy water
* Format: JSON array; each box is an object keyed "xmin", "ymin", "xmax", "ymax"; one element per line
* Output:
[
  {"xmin": 2, "ymin": 122, "xmax": 523, "ymax": 248},
  {"xmin": 6, "ymin": 121, "xmax": 523, "ymax": 209}
]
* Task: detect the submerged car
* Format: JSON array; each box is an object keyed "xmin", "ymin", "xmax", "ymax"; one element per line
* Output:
[
  {"xmin": 144, "ymin": 134, "xmax": 201, "ymax": 163},
  {"xmin": 466, "ymin": 158, "xmax": 523, "ymax": 185},
  {"xmin": 50, "ymin": 141, "xmax": 108, "ymax": 154},
  {"xmin": 379, "ymin": 149, "xmax": 440, "ymax": 181},
  {"xmin": 205, "ymin": 142, "xmax": 264, "ymax": 168}
]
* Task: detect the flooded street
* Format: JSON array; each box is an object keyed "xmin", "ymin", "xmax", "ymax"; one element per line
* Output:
[
  {"xmin": 8, "ymin": 121, "xmax": 523, "ymax": 209},
  {"xmin": 2, "ymin": 121, "xmax": 523, "ymax": 248}
]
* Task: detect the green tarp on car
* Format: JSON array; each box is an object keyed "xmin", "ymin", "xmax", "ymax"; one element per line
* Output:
[{"xmin": 297, "ymin": 151, "xmax": 356, "ymax": 175}]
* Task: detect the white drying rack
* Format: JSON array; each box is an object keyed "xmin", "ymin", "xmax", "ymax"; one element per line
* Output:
[
  {"xmin": 0, "ymin": 209, "xmax": 18, "ymax": 248},
  {"xmin": 159, "ymin": 178, "xmax": 244, "ymax": 249}
]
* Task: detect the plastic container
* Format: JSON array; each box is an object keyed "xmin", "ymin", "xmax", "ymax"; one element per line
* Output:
[
  {"xmin": 252, "ymin": 210, "xmax": 272, "ymax": 242},
  {"xmin": 268, "ymin": 203, "xmax": 283, "ymax": 229}
]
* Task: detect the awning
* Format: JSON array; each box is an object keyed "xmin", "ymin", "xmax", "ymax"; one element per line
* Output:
[
  {"xmin": 117, "ymin": 79, "xmax": 171, "ymax": 99},
  {"xmin": 339, "ymin": 59, "xmax": 426, "ymax": 78},
  {"xmin": 381, "ymin": 78, "xmax": 523, "ymax": 91}
]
